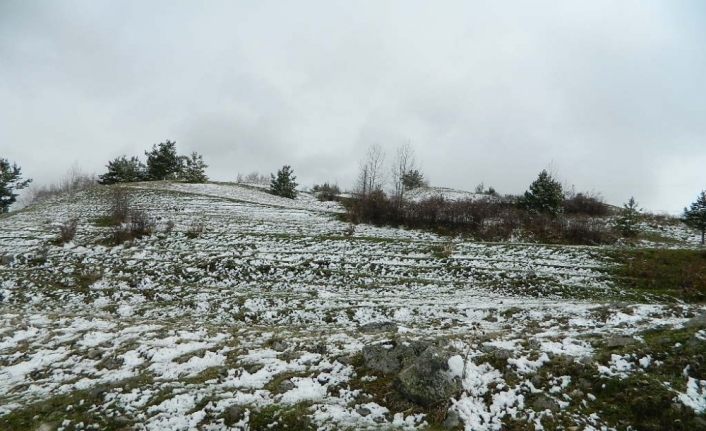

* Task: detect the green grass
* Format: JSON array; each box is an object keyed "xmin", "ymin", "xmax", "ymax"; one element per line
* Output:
[{"xmin": 610, "ymin": 248, "xmax": 706, "ymax": 302}]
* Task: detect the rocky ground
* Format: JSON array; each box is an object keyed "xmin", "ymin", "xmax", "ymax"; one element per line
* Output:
[{"xmin": 0, "ymin": 182, "xmax": 705, "ymax": 430}]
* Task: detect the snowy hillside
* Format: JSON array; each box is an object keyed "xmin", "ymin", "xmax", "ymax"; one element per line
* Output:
[
  {"xmin": 1, "ymin": 182, "xmax": 705, "ymax": 430},
  {"xmin": 404, "ymin": 186, "xmax": 489, "ymax": 203}
]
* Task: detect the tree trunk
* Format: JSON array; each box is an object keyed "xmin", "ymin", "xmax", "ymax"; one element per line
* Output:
[{"xmin": 702, "ymin": 228, "xmax": 705, "ymax": 245}]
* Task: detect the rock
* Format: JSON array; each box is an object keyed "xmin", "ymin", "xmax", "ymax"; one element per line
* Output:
[
  {"xmin": 278, "ymin": 378, "xmax": 295, "ymax": 392},
  {"xmin": 356, "ymin": 407, "xmax": 371, "ymax": 417},
  {"xmin": 360, "ymin": 321, "xmax": 398, "ymax": 334},
  {"xmin": 114, "ymin": 416, "xmax": 131, "ymax": 426},
  {"xmin": 270, "ymin": 340, "xmax": 288, "ymax": 352},
  {"xmin": 570, "ymin": 389, "xmax": 584, "ymax": 400},
  {"xmin": 605, "ymin": 335, "xmax": 637, "ymax": 348},
  {"xmin": 531, "ymin": 394, "xmax": 560, "ymax": 412},
  {"xmin": 397, "ymin": 346, "xmax": 461, "ymax": 406},
  {"xmin": 693, "ymin": 416, "xmax": 706, "ymax": 428},
  {"xmin": 335, "ymin": 354, "xmax": 354, "ymax": 365},
  {"xmin": 87, "ymin": 348, "xmax": 103, "ymax": 360},
  {"xmin": 362, "ymin": 340, "xmax": 430, "ymax": 375},
  {"xmin": 0, "ymin": 254, "xmax": 13, "ymax": 266},
  {"xmin": 443, "ymin": 410, "xmax": 461, "ymax": 429},
  {"xmin": 479, "ymin": 344, "xmax": 512, "ymax": 359},
  {"xmin": 216, "ymin": 366, "xmax": 229, "ymax": 378},
  {"xmin": 684, "ymin": 312, "xmax": 706, "ymax": 329},
  {"xmin": 88, "ymin": 386, "xmax": 106, "ymax": 399},
  {"xmin": 101, "ymin": 356, "xmax": 123, "ymax": 369},
  {"xmin": 223, "ymin": 405, "xmax": 245, "ymax": 425},
  {"xmin": 363, "ymin": 342, "xmax": 402, "ymax": 374}
]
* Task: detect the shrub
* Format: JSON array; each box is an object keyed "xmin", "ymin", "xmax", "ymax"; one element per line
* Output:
[
  {"xmin": 237, "ymin": 172, "xmax": 270, "ymax": 185},
  {"xmin": 57, "ymin": 218, "xmax": 79, "ymax": 244},
  {"xmin": 186, "ymin": 220, "xmax": 205, "ymax": 239},
  {"xmin": 108, "ymin": 187, "xmax": 131, "ymax": 225},
  {"xmin": 563, "ymin": 192, "xmax": 609, "ymax": 216},
  {"xmin": 110, "ymin": 210, "xmax": 155, "ymax": 245},
  {"xmin": 30, "ymin": 168, "xmax": 97, "ymax": 204},
  {"xmin": 311, "ymin": 183, "xmax": 341, "ymax": 201},
  {"xmin": 345, "ymin": 191, "xmax": 613, "ymax": 245}
]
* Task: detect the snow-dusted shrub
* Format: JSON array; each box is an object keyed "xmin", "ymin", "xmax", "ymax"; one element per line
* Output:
[{"xmin": 57, "ymin": 218, "xmax": 78, "ymax": 244}]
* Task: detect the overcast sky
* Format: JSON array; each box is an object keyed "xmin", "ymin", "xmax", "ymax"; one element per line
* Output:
[{"xmin": 1, "ymin": 0, "xmax": 705, "ymax": 213}]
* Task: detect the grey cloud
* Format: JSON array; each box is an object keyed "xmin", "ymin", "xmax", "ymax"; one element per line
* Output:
[{"xmin": 1, "ymin": 0, "xmax": 705, "ymax": 212}]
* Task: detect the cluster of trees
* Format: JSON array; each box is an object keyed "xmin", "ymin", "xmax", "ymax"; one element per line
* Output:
[
  {"xmin": 357, "ymin": 143, "xmax": 428, "ymax": 199},
  {"xmin": 99, "ymin": 141, "xmax": 208, "ymax": 185}
]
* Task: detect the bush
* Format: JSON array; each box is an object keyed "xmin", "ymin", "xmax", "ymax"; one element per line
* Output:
[
  {"xmin": 237, "ymin": 172, "xmax": 270, "ymax": 185},
  {"xmin": 186, "ymin": 220, "xmax": 205, "ymax": 239},
  {"xmin": 30, "ymin": 166, "xmax": 97, "ymax": 204},
  {"xmin": 345, "ymin": 192, "xmax": 614, "ymax": 245},
  {"xmin": 110, "ymin": 210, "xmax": 155, "ymax": 244},
  {"xmin": 57, "ymin": 218, "xmax": 78, "ymax": 244},
  {"xmin": 108, "ymin": 187, "xmax": 131, "ymax": 225},
  {"xmin": 563, "ymin": 192, "xmax": 609, "ymax": 216},
  {"xmin": 311, "ymin": 183, "xmax": 341, "ymax": 201}
]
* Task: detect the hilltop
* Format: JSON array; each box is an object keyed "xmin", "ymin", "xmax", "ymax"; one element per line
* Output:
[{"xmin": 1, "ymin": 182, "xmax": 705, "ymax": 430}]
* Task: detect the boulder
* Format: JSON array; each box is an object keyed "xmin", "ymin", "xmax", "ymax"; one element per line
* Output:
[
  {"xmin": 605, "ymin": 335, "xmax": 637, "ymax": 348},
  {"xmin": 362, "ymin": 340, "xmax": 429, "ymax": 375},
  {"xmin": 360, "ymin": 321, "xmax": 398, "ymax": 334},
  {"xmin": 396, "ymin": 346, "xmax": 461, "ymax": 406},
  {"xmin": 685, "ymin": 312, "xmax": 706, "ymax": 329},
  {"xmin": 443, "ymin": 410, "xmax": 461, "ymax": 429},
  {"xmin": 531, "ymin": 393, "xmax": 560, "ymax": 412}
]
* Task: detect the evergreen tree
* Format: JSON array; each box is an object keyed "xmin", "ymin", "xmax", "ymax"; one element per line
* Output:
[
  {"xmin": 270, "ymin": 165, "xmax": 298, "ymax": 199},
  {"xmin": 145, "ymin": 140, "xmax": 183, "ymax": 180},
  {"xmin": 98, "ymin": 156, "xmax": 147, "ymax": 185},
  {"xmin": 522, "ymin": 170, "xmax": 564, "ymax": 215},
  {"xmin": 683, "ymin": 191, "xmax": 706, "ymax": 245},
  {"xmin": 179, "ymin": 152, "xmax": 209, "ymax": 183},
  {"xmin": 401, "ymin": 169, "xmax": 426, "ymax": 190},
  {"xmin": 0, "ymin": 158, "xmax": 32, "ymax": 213},
  {"xmin": 615, "ymin": 197, "xmax": 642, "ymax": 237}
]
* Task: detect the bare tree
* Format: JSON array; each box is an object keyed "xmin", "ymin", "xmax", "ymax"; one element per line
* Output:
[
  {"xmin": 356, "ymin": 144, "xmax": 385, "ymax": 195},
  {"xmin": 391, "ymin": 143, "xmax": 414, "ymax": 200}
]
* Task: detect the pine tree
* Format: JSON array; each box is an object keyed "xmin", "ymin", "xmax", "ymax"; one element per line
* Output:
[
  {"xmin": 401, "ymin": 169, "xmax": 426, "ymax": 190},
  {"xmin": 522, "ymin": 170, "xmax": 564, "ymax": 215},
  {"xmin": 683, "ymin": 191, "xmax": 706, "ymax": 245},
  {"xmin": 145, "ymin": 140, "xmax": 183, "ymax": 180},
  {"xmin": 179, "ymin": 152, "xmax": 208, "ymax": 183},
  {"xmin": 270, "ymin": 165, "xmax": 298, "ymax": 199},
  {"xmin": 98, "ymin": 156, "xmax": 147, "ymax": 185},
  {"xmin": 0, "ymin": 158, "xmax": 32, "ymax": 213},
  {"xmin": 615, "ymin": 197, "xmax": 642, "ymax": 237}
]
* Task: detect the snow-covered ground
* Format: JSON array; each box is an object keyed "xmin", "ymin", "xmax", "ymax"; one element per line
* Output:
[
  {"xmin": 0, "ymin": 182, "xmax": 704, "ymax": 430},
  {"xmin": 404, "ymin": 186, "xmax": 489, "ymax": 203}
]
